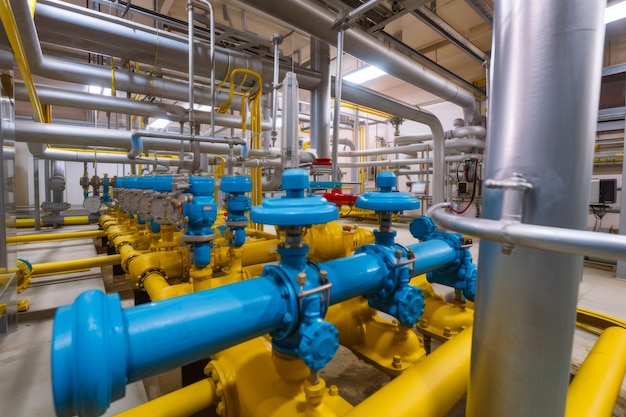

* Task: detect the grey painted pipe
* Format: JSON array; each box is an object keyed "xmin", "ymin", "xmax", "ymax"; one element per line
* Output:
[
  {"xmin": 33, "ymin": 1, "xmax": 322, "ymax": 91},
  {"xmin": 467, "ymin": 0, "xmax": 606, "ymax": 416},
  {"xmin": 337, "ymin": 81, "xmax": 446, "ymax": 204},
  {"xmin": 310, "ymin": 38, "xmax": 331, "ymax": 159},
  {"xmin": 13, "ymin": 84, "xmax": 272, "ymax": 131},
  {"xmin": 238, "ymin": 0, "xmax": 479, "ymax": 123},
  {"xmin": 431, "ymin": 210, "xmax": 626, "ymax": 261},
  {"xmin": 338, "ymin": 138, "xmax": 485, "ymax": 157},
  {"xmin": 337, "ymin": 154, "xmax": 483, "ymax": 168},
  {"xmin": 393, "ymin": 126, "xmax": 487, "ymax": 146},
  {"xmin": 27, "ymin": 142, "xmax": 177, "ymax": 165}
]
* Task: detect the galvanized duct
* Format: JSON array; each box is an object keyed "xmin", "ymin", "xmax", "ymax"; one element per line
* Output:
[{"xmin": 466, "ymin": 0, "xmax": 607, "ymax": 416}]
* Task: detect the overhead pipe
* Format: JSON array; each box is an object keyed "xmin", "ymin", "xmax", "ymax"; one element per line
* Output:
[
  {"xmin": 13, "ymin": 84, "xmax": 273, "ymax": 131},
  {"xmin": 27, "ymin": 142, "xmax": 178, "ymax": 166},
  {"xmin": 31, "ymin": 1, "xmax": 322, "ymax": 90},
  {"xmin": 393, "ymin": 126, "xmax": 487, "ymax": 146},
  {"xmin": 7, "ymin": 0, "xmax": 321, "ymax": 122},
  {"xmin": 463, "ymin": 0, "xmax": 607, "ymax": 416},
  {"xmin": 337, "ymin": 154, "xmax": 483, "ymax": 168},
  {"xmin": 237, "ymin": 0, "xmax": 479, "ymax": 123},
  {"xmin": 338, "ymin": 138, "xmax": 485, "ymax": 157},
  {"xmin": 336, "ymin": 81, "xmax": 446, "ymax": 203}
]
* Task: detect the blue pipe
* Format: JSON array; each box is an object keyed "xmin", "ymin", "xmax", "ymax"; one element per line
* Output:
[
  {"xmin": 52, "ymin": 278, "xmax": 289, "ymax": 417},
  {"xmin": 52, "ymin": 237, "xmax": 460, "ymax": 416}
]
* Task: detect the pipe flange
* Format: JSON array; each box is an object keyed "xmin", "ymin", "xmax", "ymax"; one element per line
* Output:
[
  {"xmin": 137, "ymin": 268, "xmax": 168, "ymax": 289},
  {"xmin": 224, "ymin": 220, "xmax": 249, "ymax": 228},
  {"xmin": 181, "ymin": 233, "xmax": 217, "ymax": 243}
]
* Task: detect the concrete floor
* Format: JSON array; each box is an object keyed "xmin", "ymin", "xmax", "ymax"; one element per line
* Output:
[{"xmin": 1, "ymin": 221, "xmax": 625, "ymax": 416}]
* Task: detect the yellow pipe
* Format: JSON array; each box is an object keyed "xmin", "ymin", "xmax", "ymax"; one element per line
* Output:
[
  {"xmin": 576, "ymin": 307, "xmax": 626, "ymax": 335},
  {"xmin": 11, "ymin": 216, "xmax": 92, "ymax": 228},
  {"xmin": 565, "ymin": 327, "xmax": 626, "ymax": 417},
  {"xmin": 0, "ymin": 0, "xmax": 47, "ymax": 123},
  {"xmin": 7, "ymin": 229, "xmax": 106, "ymax": 243},
  {"xmin": 30, "ymin": 254, "xmax": 121, "ymax": 276},
  {"xmin": 113, "ymin": 379, "xmax": 218, "ymax": 417},
  {"xmin": 343, "ymin": 327, "xmax": 472, "ymax": 417}
]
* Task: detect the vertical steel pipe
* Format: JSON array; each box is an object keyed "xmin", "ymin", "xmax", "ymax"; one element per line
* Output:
[
  {"xmin": 467, "ymin": 1, "xmax": 606, "ymax": 416},
  {"xmin": 310, "ymin": 38, "xmax": 331, "ymax": 158},
  {"xmin": 331, "ymin": 29, "xmax": 344, "ymax": 183}
]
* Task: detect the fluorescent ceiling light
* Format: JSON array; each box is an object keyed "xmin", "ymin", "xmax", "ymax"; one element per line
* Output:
[
  {"xmin": 87, "ymin": 86, "xmax": 112, "ymax": 96},
  {"xmin": 606, "ymin": 1, "xmax": 626, "ymax": 24},
  {"xmin": 343, "ymin": 66, "xmax": 387, "ymax": 84},
  {"xmin": 185, "ymin": 104, "xmax": 213, "ymax": 112},
  {"xmin": 147, "ymin": 118, "xmax": 170, "ymax": 130}
]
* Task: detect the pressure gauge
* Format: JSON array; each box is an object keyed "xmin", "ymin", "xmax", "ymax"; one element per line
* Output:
[{"xmin": 83, "ymin": 196, "xmax": 102, "ymax": 214}]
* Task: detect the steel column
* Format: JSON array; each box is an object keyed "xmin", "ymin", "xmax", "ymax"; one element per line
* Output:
[{"xmin": 467, "ymin": 1, "xmax": 607, "ymax": 416}]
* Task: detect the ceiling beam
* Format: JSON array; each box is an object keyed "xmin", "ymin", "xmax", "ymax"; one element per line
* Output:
[
  {"xmin": 367, "ymin": 0, "xmax": 431, "ymax": 33},
  {"xmin": 464, "ymin": 0, "xmax": 493, "ymax": 27},
  {"xmin": 411, "ymin": 6, "xmax": 489, "ymax": 63}
]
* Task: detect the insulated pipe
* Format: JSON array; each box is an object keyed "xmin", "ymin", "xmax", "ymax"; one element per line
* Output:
[
  {"xmin": 14, "ymin": 84, "xmax": 273, "ymax": 131},
  {"xmin": 31, "ymin": 1, "xmax": 322, "ymax": 90},
  {"xmin": 15, "ymin": 121, "xmax": 262, "ymax": 156},
  {"xmin": 337, "ymin": 154, "xmax": 483, "ymax": 168},
  {"xmin": 331, "ymin": 29, "xmax": 345, "ymax": 183},
  {"xmin": 238, "ymin": 0, "xmax": 479, "ymax": 123},
  {"xmin": 337, "ymin": 81, "xmax": 447, "ymax": 203},
  {"xmin": 52, "ymin": 239, "xmax": 458, "ymax": 417},
  {"xmin": 27, "ymin": 142, "xmax": 177, "ymax": 166},
  {"xmin": 310, "ymin": 38, "xmax": 331, "ymax": 158},
  {"xmin": 343, "ymin": 327, "xmax": 472, "ymax": 417},
  {"xmin": 565, "ymin": 327, "xmax": 626, "ymax": 417},
  {"xmin": 466, "ymin": 1, "xmax": 606, "ymax": 416},
  {"xmin": 338, "ymin": 138, "xmax": 485, "ymax": 157}
]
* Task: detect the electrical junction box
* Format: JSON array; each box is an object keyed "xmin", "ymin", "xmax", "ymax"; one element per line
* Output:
[
  {"xmin": 458, "ymin": 182, "xmax": 468, "ymax": 195},
  {"xmin": 590, "ymin": 178, "xmax": 617, "ymax": 205}
]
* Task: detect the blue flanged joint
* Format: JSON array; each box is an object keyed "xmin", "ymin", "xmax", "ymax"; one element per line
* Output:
[
  {"xmin": 221, "ymin": 175, "xmax": 252, "ymax": 248},
  {"xmin": 250, "ymin": 168, "xmax": 339, "ymax": 370},
  {"xmin": 102, "ymin": 176, "xmax": 111, "ymax": 203},
  {"xmin": 182, "ymin": 176, "xmax": 217, "ymax": 269},
  {"xmin": 356, "ymin": 244, "xmax": 425, "ymax": 327},
  {"xmin": 52, "ymin": 290, "xmax": 127, "ymax": 417},
  {"xmin": 409, "ymin": 216, "xmax": 477, "ymax": 301},
  {"xmin": 356, "ymin": 172, "xmax": 420, "ymax": 246},
  {"xmin": 266, "ymin": 264, "xmax": 339, "ymax": 371}
]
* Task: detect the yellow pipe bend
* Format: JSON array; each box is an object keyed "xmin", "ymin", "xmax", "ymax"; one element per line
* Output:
[
  {"xmin": 343, "ymin": 327, "xmax": 472, "ymax": 417},
  {"xmin": 565, "ymin": 326, "xmax": 626, "ymax": 417},
  {"xmin": 113, "ymin": 378, "xmax": 218, "ymax": 417}
]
